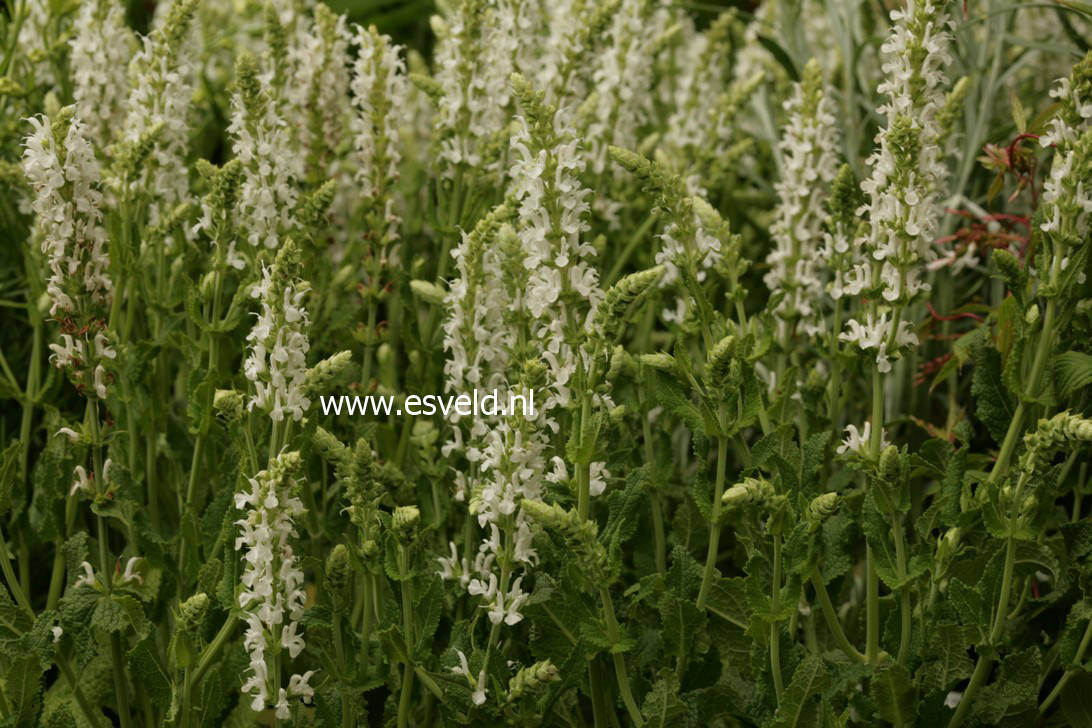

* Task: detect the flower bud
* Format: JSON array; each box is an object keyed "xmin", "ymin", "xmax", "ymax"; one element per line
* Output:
[
  {"xmin": 213, "ymin": 389, "xmax": 245, "ymax": 422},
  {"xmin": 808, "ymin": 492, "xmax": 839, "ymax": 522},
  {"xmin": 508, "ymin": 660, "xmax": 560, "ymax": 701},
  {"xmin": 325, "ymin": 544, "xmax": 351, "ymax": 596},
  {"xmin": 392, "ymin": 506, "xmax": 420, "ymax": 540},
  {"xmin": 640, "ymin": 352, "xmax": 675, "ymax": 371}
]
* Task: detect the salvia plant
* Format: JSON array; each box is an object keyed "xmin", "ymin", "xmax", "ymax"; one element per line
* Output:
[{"xmin": 2, "ymin": 0, "xmax": 1092, "ymax": 726}]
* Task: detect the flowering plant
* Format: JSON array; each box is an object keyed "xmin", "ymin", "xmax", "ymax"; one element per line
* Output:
[{"xmin": 1, "ymin": 1, "xmax": 1091, "ymax": 726}]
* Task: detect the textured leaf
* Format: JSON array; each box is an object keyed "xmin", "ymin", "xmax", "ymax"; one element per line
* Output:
[
  {"xmin": 658, "ymin": 590, "xmax": 705, "ymax": 659},
  {"xmin": 128, "ymin": 637, "xmax": 171, "ymax": 703},
  {"xmin": 973, "ymin": 648, "xmax": 1040, "ymax": 724},
  {"xmin": 971, "ymin": 332, "xmax": 1015, "ymax": 446},
  {"xmin": 870, "ymin": 662, "xmax": 918, "ymax": 726},
  {"xmin": 0, "ymin": 439, "xmax": 22, "ymax": 519},
  {"xmin": 641, "ymin": 669, "xmax": 688, "ymax": 727},
  {"xmin": 772, "ymin": 653, "xmax": 829, "ymax": 728},
  {"xmin": 922, "ymin": 624, "xmax": 973, "ymax": 696}
]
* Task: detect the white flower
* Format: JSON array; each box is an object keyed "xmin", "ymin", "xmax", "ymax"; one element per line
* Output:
[
  {"xmin": 450, "ymin": 650, "xmax": 488, "ymax": 706},
  {"xmin": 56, "ymin": 427, "xmax": 80, "ymax": 444},
  {"xmin": 70, "ymin": 466, "xmax": 92, "ymax": 497},
  {"xmin": 122, "ymin": 0, "xmax": 198, "ymax": 240},
  {"xmin": 235, "ymin": 452, "xmax": 311, "ymax": 716},
  {"xmin": 437, "ymin": 541, "xmax": 471, "ymax": 588},
  {"xmin": 351, "ymin": 25, "xmax": 410, "ymax": 242},
  {"xmin": 51, "ymin": 626, "xmax": 63, "ymax": 644},
  {"xmin": 118, "ymin": 557, "xmax": 143, "ymax": 586},
  {"xmin": 23, "ymin": 111, "xmax": 115, "ymax": 399},
  {"xmin": 228, "ymin": 54, "xmax": 300, "ymax": 252},
  {"xmin": 764, "ymin": 61, "xmax": 841, "ymax": 339},
  {"xmin": 74, "ymin": 562, "xmax": 97, "ymax": 589},
  {"xmin": 837, "ymin": 423, "xmax": 890, "ymax": 457},
  {"xmin": 244, "ymin": 253, "xmax": 312, "ymax": 423},
  {"xmin": 70, "ymin": 0, "xmax": 135, "ymax": 147}
]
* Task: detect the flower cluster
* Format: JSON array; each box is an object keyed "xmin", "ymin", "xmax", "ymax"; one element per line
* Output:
[
  {"xmin": 244, "ymin": 242, "xmax": 312, "ymax": 423},
  {"xmin": 351, "ymin": 25, "xmax": 410, "ymax": 243},
  {"xmin": 70, "ymin": 0, "xmax": 135, "ymax": 148},
  {"xmin": 764, "ymin": 59, "xmax": 841, "ymax": 339},
  {"xmin": 229, "ymin": 53, "xmax": 300, "ymax": 252},
  {"xmin": 234, "ymin": 451, "xmax": 314, "ymax": 719},
  {"xmin": 23, "ymin": 109, "xmax": 115, "ymax": 399},
  {"xmin": 122, "ymin": 0, "xmax": 198, "ymax": 234},
  {"xmin": 841, "ymin": 0, "xmax": 953, "ymax": 372}
]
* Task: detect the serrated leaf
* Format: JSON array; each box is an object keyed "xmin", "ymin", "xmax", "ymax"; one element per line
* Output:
[
  {"xmin": 971, "ymin": 332, "xmax": 1015, "ymax": 446},
  {"xmin": 922, "ymin": 624, "xmax": 973, "ymax": 696},
  {"xmin": 772, "ymin": 653, "xmax": 829, "ymax": 728},
  {"xmin": 0, "ymin": 439, "xmax": 22, "ymax": 519},
  {"xmin": 128, "ymin": 638, "xmax": 171, "ymax": 704},
  {"xmin": 658, "ymin": 590, "xmax": 705, "ymax": 659},
  {"xmin": 973, "ymin": 648, "xmax": 1040, "ymax": 724},
  {"xmin": 870, "ymin": 662, "xmax": 918, "ymax": 726},
  {"xmin": 641, "ymin": 669, "xmax": 688, "ymax": 727}
]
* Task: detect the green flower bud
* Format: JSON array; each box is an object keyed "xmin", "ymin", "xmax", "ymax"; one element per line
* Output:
[
  {"xmin": 325, "ymin": 544, "xmax": 351, "ymax": 596},
  {"xmin": 808, "ymin": 492, "xmax": 839, "ymax": 522},
  {"xmin": 306, "ymin": 350, "xmax": 353, "ymax": 393},
  {"xmin": 392, "ymin": 506, "xmax": 420, "ymax": 540},
  {"xmin": 213, "ymin": 389, "xmax": 245, "ymax": 422},
  {"xmin": 410, "ymin": 279, "xmax": 448, "ymax": 306},
  {"xmin": 721, "ymin": 477, "xmax": 774, "ymax": 510},
  {"xmin": 640, "ymin": 352, "xmax": 675, "ymax": 371},
  {"xmin": 593, "ymin": 267, "xmax": 662, "ymax": 342},
  {"xmin": 297, "ymin": 179, "xmax": 337, "ymax": 229},
  {"xmin": 508, "ymin": 660, "xmax": 560, "ymax": 701},
  {"xmin": 706, "ymin": 335, "xmax": 738, "ymax": 383}
]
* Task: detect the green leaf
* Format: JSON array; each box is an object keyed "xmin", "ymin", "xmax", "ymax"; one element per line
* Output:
[
  {"xmin": 0, "ymin": 586, "xmax": 33, "ymax": 656},
  {"xmin": 922, "ymin": 624, "xmax": 973, "ymax": 696},
  {"xmin": 772, "ymin": 653, "xmax": 829, "ymax": 728},
  {"xmin": 1055, "ymin": 351, "xmax": 1092, "ymax": 398},
  {"xmin": 870, "ymin": 662, "xmax": 918, "ymax": 726},
  {"xmin": 651, "ymin": 370, "xmax": 705, "ymax": 437},
  {"xmin": 128, "ymin": 638, "xmax": 171, "ymax": 704},
  {"xmin": 0, "ymin": 439, "xmax": 22, "ymax": 519},
  {"xmin": 705, "ymin": 577, "xmax": 749, "ymax": 630},
  {"xmin": 641, "ymin": 669, "xmax": 688, "ymax": 727},
  {"xmin": 973, "ymin": 648, "xmax": 1040, "ymax": 724},
  {"xmin": 971, "ymin": 330, "xmax": 1015, "ymax": 446},
  {"xmin": 4, "ymin": 655, "xmax": 44, "ymax": 726},
  {"xmin": 658, "ymin": 590, "xmax": 705, "ymax": 659},
  {"xmin": 1060, "ymin": 673, "xmax": 1092, "ymax": 726}
]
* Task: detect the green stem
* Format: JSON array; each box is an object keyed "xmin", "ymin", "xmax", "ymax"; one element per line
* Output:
[
  {"xmin": 891, "ymin": 516, "xmax": 911, "ymax": 663},
  {"xmin": 397, "ymin": 543, "xmax": 415, "ymax": 728},
  {"xmin": 697, "ymin": 429, "xmax": 729, "ymax": 611},
  {"xmin": 599, "ymin": 586, "xmax": 643, "ymax": 726},
  {"xmin": 1039, "ymin": 615, "xmax": 1092, "ymax": 716},
  {"xmin": 193, "ymin": 613, "xmax": 237, "ymax": 686},
  {"xmin": 865, "ymin": 545, "xmax": 880, "ymax": 665},
  {"xmin": 770, "ymin": 534, "xmax": 784, "ymax": 703},
  {"xmin": 810, "ymin": 568, "xmax": 866, "ymax": 663}
]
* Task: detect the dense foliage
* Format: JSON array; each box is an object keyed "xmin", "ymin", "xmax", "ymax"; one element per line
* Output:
[{"xmin": 1, "ymin": 0, "xmax": 1091, "ymax": 726}]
